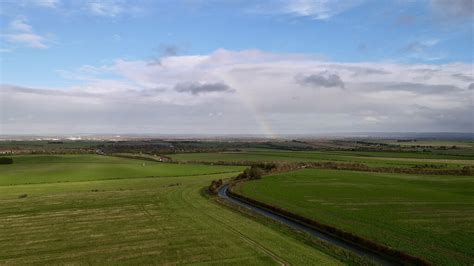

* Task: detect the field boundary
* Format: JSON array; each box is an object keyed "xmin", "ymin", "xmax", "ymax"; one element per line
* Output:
[
  {"xmin": 111, "ymin": 153, "xmax": 473, "ymax": 176},
  {"xmin": 226, "ymin": 181, "xmax": 430, "ymax": 265},
  {"xmin": 170, "ymin": 159, "xmax": 473, "ymax": 176}
]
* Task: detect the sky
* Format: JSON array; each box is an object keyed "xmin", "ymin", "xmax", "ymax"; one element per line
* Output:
[{"xmin": 0, "ymin": 0, "xmax": 473, "ymax": 136}]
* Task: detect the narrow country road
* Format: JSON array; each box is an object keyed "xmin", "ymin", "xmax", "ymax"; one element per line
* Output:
[{"xmin": 218, "ymin": 184, "xmax": 397, "ymax": 266}]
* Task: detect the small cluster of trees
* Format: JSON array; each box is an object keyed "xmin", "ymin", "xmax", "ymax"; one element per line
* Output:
[
  {"xmin": 234, "ymin": 163, "xmax": 282, "ymax": 180},
  {"xmin": 0, "ymin": 157, "xmax": 13, "ymax": 164},
  {"xmin": 235, "ymin": 166, "xmax": 264, "ymax": 180},
  {"xmin": 208, "ymin": 179, "xmax": 223, "ymax": 194},
  {"xmin": 208, "ymin": 163, "xmax": 279, "ymax": 194},
  {"xmin": 461, "ymin": 166, "xmax": 472, "ymax": 175}
]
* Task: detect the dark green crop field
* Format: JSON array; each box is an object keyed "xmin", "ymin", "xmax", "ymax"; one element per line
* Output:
[
  {"xmin": 0, "ymin": 155, "xmax": 348, "ymax": 265},
  {"xmin": 170, "ymin": 149, "xmax": 474, "ymax": 168},
  {"xmin": 235, "ymin": 169, "xmax": 474, "ymax": 265}
]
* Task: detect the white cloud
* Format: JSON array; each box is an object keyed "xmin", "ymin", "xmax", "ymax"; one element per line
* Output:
[
  {"xmin": 3, "ymin": 33, "xmax": 49, "ymax": 49},
  {"xmin": 88, "ymin": 1, "xmax": 123, "ymax": 17},
  {"xmin": 401, "ymin": 38, "xmax": 445, "ymax": 62},
  {"xmin": 2, "ymin": 17, "xmax": 50, "ymax": 49},
  {"xmin": 2, "ymin": 49, "xmax": 472, "ymax": 135},
  {"xmin": 13, "ymin": 0, "xmax": 60, "ymax": 8},
  {"xmin": 32, "ymin": 0, "xmax": 60, "ymax": 8},
  {"xmin": 84, "ymin": 0, "xmax": 145, "ymax": 18},
  {"xmin": 112, "ymin": 34, "xmax": 122, "ymax": 42},
  {"xmin": 283, "ymin": 0, "xmax": 365, "ymax": 19},
  {"xmin": 9, "ymin": 17, "xmax": 33, "ymax": 32},
  {"xmin": 251, "ymin": 0, "xmax": 365, "ymax": 20}
]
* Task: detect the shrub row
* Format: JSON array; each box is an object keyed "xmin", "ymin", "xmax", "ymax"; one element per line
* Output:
[
  {"xmin": 234, "ymin": 165, "xmax": 266, "ymax": 180},
  {"xmin": 0, "ymin": 157, "xmax": 13, "ymax": 164},
  {"xmin": 112, "ymin": 153, "xmax": 172, "ymax": 162},
  {"xmin": 302, "ymin": 161, "xmax": 472, "ymax": 176},
  {"xmin": 178, "ymin": 159, "xmax": 473, "ymax": 176}
]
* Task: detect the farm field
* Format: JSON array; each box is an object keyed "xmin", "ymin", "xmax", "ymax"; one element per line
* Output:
[
  {"xmin": 379, "ymin": 140, "xmax": 474, "ymax": 148},
  {"xmin": 235, "ymin": 169, "xmax": 474, "ymax": 265},
  {"xmin": 170, "ymin": 149, "xmax": 474, "ymax": 168},
  {"xmin": 0, "ymin": 155, "xmax": 350, "ymax": 265},
  {"xmin": 0, "ymin": 155, "xmax": 245, "ymax": 186}
]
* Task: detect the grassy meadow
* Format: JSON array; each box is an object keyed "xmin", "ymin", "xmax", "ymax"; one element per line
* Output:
[
  {"xmin": 0, "ymin": 155, "xmax": 350, "ymax": 265},
  {"xmin": 235, "ymin": 169, "xmax": 474, "ymax": 265}
]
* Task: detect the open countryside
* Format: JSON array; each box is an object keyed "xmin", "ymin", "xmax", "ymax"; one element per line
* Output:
[
  {"xmin": 1, "ymin": 0, "xmax": 473, "ymax": 265},
  {"xmin": 1, "ymin": 139, "xmax": 473, "ymax": 265},
  {"xmin": 0, "ymin": 155, "xmax": 347, "ymax": 265}
]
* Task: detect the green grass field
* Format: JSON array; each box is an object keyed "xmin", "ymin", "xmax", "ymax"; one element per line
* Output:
[
  {"xmin": 235, "ymin": 169, "xmax": 474, "ymax": 265},
  {"xmin": 170, "ymin": 150, "xmax": 474, "ymax": 168},
  {"xmin": 0, "ymin": 155, "xmax": 350, "ymax": 265},
  {"xmin": 0, "ymin": 155, "xmax": 245, "ymax": 186}
]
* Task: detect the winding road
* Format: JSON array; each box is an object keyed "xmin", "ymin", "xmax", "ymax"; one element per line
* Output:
[{"xmin": 218, "ymin": 184, "xmax": 397, "ymax": 266}]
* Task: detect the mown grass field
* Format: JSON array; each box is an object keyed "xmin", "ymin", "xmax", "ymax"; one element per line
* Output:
[
  {"xmin": 235, "ymin": 169, "xmax": 474, "ymax": 265},
  {"xmin": 170, "ymin": 149, "xmax": 474, "ymax": 168},
  {"xmin": 0, "ymin": 155, "xmax": 350, "ymax": 265}
]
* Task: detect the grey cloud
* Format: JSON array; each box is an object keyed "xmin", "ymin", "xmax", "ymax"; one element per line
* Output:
[
  {"xmin": 431, "ymin": 0, "xmax": 473, "ymax": 19},
  {"xmin": 412, "ymin": 68, "xmax": 441, "ymax": 80},
  {"xmin": 394, "ymin": 14, "xmax": 416, "ymax": 26},
  {"xmin": 409, "ymin": 104, "xmax": 473, "ymax": 132},
  {"xmin": 2, "ymin": 50, "xmax": 472, "ymax": 135},
  {"xmin": 137, "ymin": 88, "xmax": 167, "ymax": 97},
  {"xmin": 1, "ymin": 84, "xmax": 93, "ymax": 97},
  {"xmin": 414, "ymin": 68, "xmax": 440, "ymax": 74},
  {"xmin": 230, "ymin": 67, "xmax": 290, "ymax": 78},
  {"xmin": 365, "ymin": 82, "xmax": 461, "ymax": 94},
  {"xmin": 159, "ymin": 44, "xmax": 179, "ymax": 57},
  {"xmin": 355, "ymin": 68, "xmax": 390, "ymax": 75},
  {"xmin": 319, "ymin": 64, "xmax": 390, "ymax": 76},
  {"xmin": 1, "ymin": 84, "xmax": 166, "ymax": 101},
  {"xmin": 402, "ymin": 41, "xmax": 437, "ymax": 54},
  {"xmin": 339, "ymin": 65, "xmax": 391, "ymax": 76},
  {"xmin": 468, "ymin": 83, "xmax": 474, "ymax": 90},
  {"xmin": 386, "ymin": 83, "xmax": 460, "ymax": 93},
  {"xmin": 148, "ymin": 43, "xmax": 188, "ymax": 65},
  {"xmin": 296, "ymin": 72, "xmax": 345, "ymax": 88},
  {"xmin": 0, "ymin": 84, "xmax": 250, "ymax": 135},
  {"xmin": 2, "ymin": 85, "xmax": 58, "ymax": 95},
  {"xmin": 452, "ymin": 73, "xmax": 474, "ymax": 82},
  {"xmin": 174, "ymin": 82, "xmax": 235, "ymax": 95}
]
